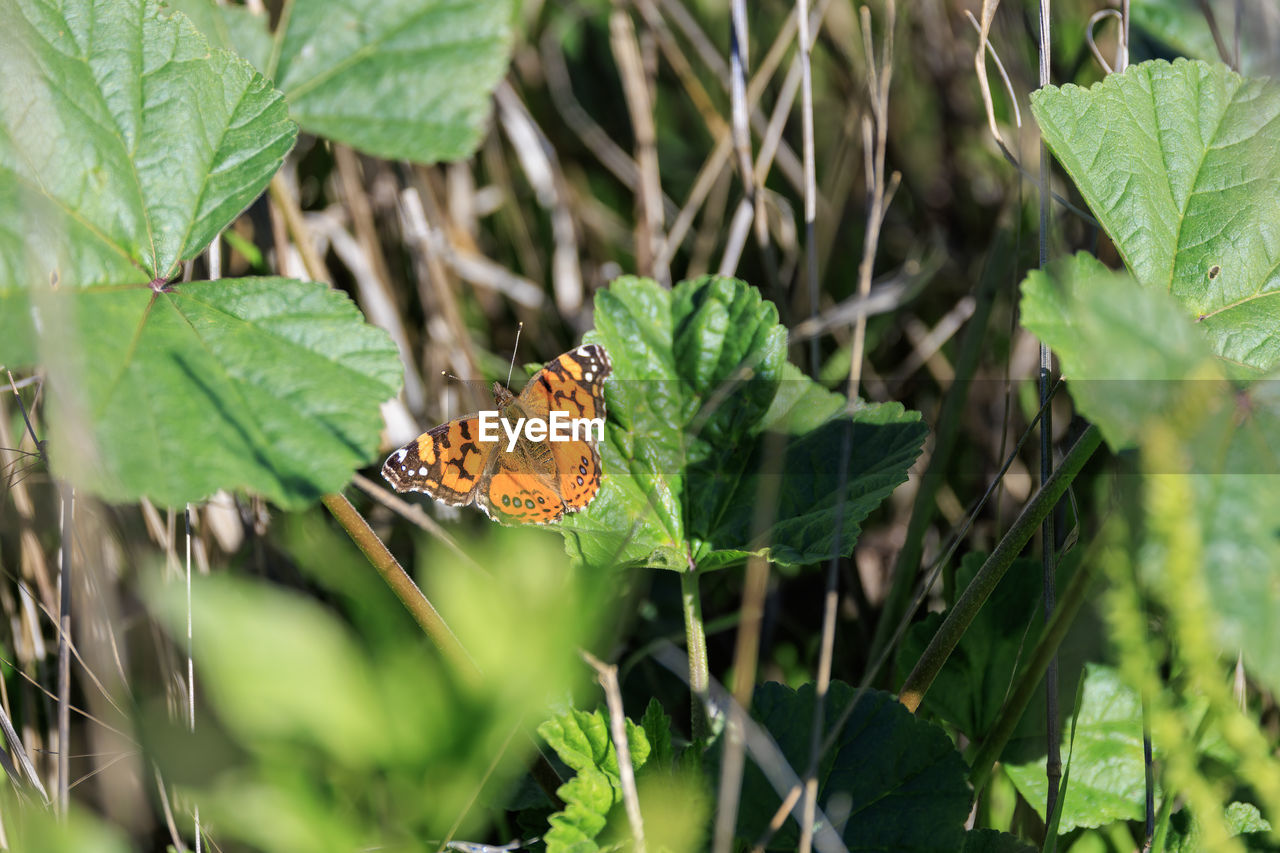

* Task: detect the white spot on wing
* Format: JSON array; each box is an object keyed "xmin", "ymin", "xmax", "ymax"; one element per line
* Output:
[{"xmin": 419, "ymin": 466, "xmax": 429, "ymax": 476}]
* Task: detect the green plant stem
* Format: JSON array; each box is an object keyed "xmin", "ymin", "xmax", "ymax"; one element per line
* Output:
[
  {"xmin": 868, "ymin": 229, "xmax": 1009, "ymax": 664},
  {"xmin": 321, "ymin": 492, "xmax": 475, "ymax": 676},
  {"xmin": 681, "ymin": 564, "xmax": 712, "ymax": 742},
  {"xmin": 967, "ymin": 538, "xmax": 1101, "ymax": 792},
  {"xmin": 899, "ymin": 424, "xmax": 1101, "ymax": 714},
  {"xmin": 322, "ymin": 491, "xmax": 569, "ymax": 807}
]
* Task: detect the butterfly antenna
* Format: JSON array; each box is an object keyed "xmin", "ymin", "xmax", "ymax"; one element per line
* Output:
[
  {"xmin": 505, "ymin": 322, "xmax": 524, "ymax": 388},
  {"xmin": 440, "ymin": 370, "xmax": 456, "ymax": 419}
]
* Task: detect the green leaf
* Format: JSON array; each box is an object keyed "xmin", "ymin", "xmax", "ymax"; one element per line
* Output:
[
  {"xmin": 897, "ymin": 553, "xmax": 1043, "ymax": 741},
  {"xmin": 1128, "ymin": 0, "xmax": 1223, "ymax": 67},
  {"xmin": 1020, "ymin": 255, "xmax": 1280, "ymax": 698},
  {"xmin": 148, "ymin": 572, "xmax": 390, "ymax": 768},
  {"xmin": 6, "ymin": 277, "xmax": 401, "ymax": 508},
  {"xmin": 163, "ymin": 0, "xmax": 275, "ymax": 73},
  {"xmin": 3, "ymin": 800, "xmax": 132, "ymax": 853},
  {"xmin": 960, "ymin": 829, "xmax": 1037, "ymax": 853},
  {"xmin": 1159, "ymin": 474, "xmax": 1280, "ymax": 700},
  {"xmin": 0, "ymin": 2, "xmax": 392, "ymax": 508},
  {"xmin": 176, "ymin": 0, "xmax": 515, "ymax": 163},
  {"xmin": 1019, "ymin": 251, "xmax": 1221, "ymax": 449},
  {"xmin": 640, "ymin": 697, "xmax": 675, "ymax": 771},
  {"xmin": 720, "ymin": 681, "xmax": 971, "ymax": 852},
  {"xmin": 538, "ymin": 707, "xmax": 652, "ymax": 853},
  {"xmin": 1167, "ymin": 801, "xmax": 1277, "ymax": 852},
  {"xmin": 0, "ymin": 0, "xmax": 296, "ymax": 285},
  {"xmin": 1031, "ymin": 59, "xmax": 1280, "ymax": 371},
  {"xmin": 1129, "ymin": 1, "xmax": 1272, "ymax": 77},
  {"xmin": 1003, "ymin": 664, "xmax": 1147, "ymax": 832},
  {"xmin": 561, "ymin": 276, "xmax": 927, "ymax": 572}
]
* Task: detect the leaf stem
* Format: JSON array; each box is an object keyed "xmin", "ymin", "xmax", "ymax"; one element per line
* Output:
[
  {"xmin": 898, "ymin": 424, "xmax": 1100, "ymax": 714},
  {"xmin": 681, "ymin": 560, "xmax": 711, "ymax": 742},
  {"xmin": 320, "ymin": 492, "xmax": 475, "ymax": 677}
]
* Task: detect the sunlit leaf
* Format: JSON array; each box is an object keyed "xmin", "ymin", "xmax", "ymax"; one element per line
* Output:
[
  {"xmin": 561, "ymin": 276, "xmax": 927, "ymax": 572},
  {"xmin": 1031, "ymin": 60, "xmax": 1280, "ymax": 371}
]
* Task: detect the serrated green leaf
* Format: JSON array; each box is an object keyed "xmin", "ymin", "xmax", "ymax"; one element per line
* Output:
[
  {"xmin": 1004, "ymin": 664, "xmax": 1147, "ymax": 831},
  {"xmin": 163, "ymin": 0, "xmax": 274, "ymax": 73},
  {"xmin": 175, "ymin": 0, "xmax": 515, "ymax": 163},
  {"xmin": 1031, "ymin": 59, "xmax": 1280, "ymax": 371},
  {"xmin": 640, "ymin": 697, "xmax": 674, "ymax": 771},
  {"xmin": 561, "ymin": 276, "xmax": 927, "ymax": 572},
  {"xmin": 6, "ymin": 277, "xmax": 401, "ymax": 508},
  {"xmin": 719, "ymin": 681, "xmax": 971, "ymax": 852},
  {"xmin": 0, "ymin": 0, "xmax": 296, "ymax": 285},
  {"xmin": 540, "ymin": 709, "xmax": 614, "ymax": 777},
  {"xmin": 1019, "ymin": 251, "xmax": 1221, "ymax": 449},
  {"xmin": 0, "ymin": 2, "xmax": 393, "ymax": 509},
  {"xmin": 538, "ymin": 707, "xmax": 652, "ymax": 853}
]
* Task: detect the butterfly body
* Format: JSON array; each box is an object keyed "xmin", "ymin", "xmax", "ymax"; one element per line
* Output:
[{"xmin": 382, "ymin": 345, "xmax": 612, "ymax": 525}]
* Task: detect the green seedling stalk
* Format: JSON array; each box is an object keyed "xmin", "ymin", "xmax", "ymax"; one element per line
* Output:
[{"xmin": 899, "ymin": 425, "xmax": 1101, "ymax": 714}]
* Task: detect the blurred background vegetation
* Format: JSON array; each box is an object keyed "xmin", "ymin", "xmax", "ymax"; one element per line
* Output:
[{"xmin": 3, "ymin": 0, "xmax": 1277, "ymax": 850}]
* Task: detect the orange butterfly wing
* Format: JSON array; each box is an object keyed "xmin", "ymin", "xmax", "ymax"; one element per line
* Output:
[
  {"xmin": 478, "ymin": 460, "xmax": 566, "ymax": 524},
  {"xmin": 517, "ymin": 345, "xmax": 611, "ymax": 513},
  {"xmin": 382, "ymin": 415, "xmax": 493, "ymax": 505},
  {"xmin": 383, "ymin": 344, "xmax": 611, "ymax": 525}
]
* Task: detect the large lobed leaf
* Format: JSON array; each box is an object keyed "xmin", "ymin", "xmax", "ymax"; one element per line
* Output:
[
  {"xmin": 0, "ymin": 0, "xmax": 403, "ymax": 508},
  {"xmin": 171, "ymin": 0, "xmax": 516, "ymax": 164},
  {"xmin": 0, "ymin": 0, "xmax": 296, "ymax": 285},
  {"xmin": 11, "ymin": 279, "xmax": 399, "ymax": 507},
  {"xmin": 1031, "ymin": 59, "xmax": 1280, "ymax": 372},
  {"xmin": 560, "ymin": 276, "xmax": 927, "ymax": 572},
  {"xmin": 1022, "ymin": 254, "xmax": 1280, "ymax": 698},
  {"xmin": 718, "ymin": 681, "xmax": 972, "ymax": 851}
]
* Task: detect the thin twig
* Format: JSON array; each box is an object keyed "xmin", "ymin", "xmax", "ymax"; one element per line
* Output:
[
  {"xmin": 185, "ymin": 506, "xmax": 201, "ymax": 852},
  {"xmin": 654, "ymin": 0, "xmax": 837, "ymax": 273},
  {"xmin": 539, "ymin": 19, "xmax": 679, "ymax": 222},
  {"xmin": 649, "ymin": 643, "xmax": 850, "ymax": 853},
  {"xmin": 1085, "ymin": 10, "xmax": 1122, "ymax": 75},
  {"xmin": 712, "ymin": 431, "xmax": 784, "ymax": 853},
  {"xmin": 493, "ymin": 83, "xmax": 585, "ymax": 316},
  {"xmin": 582, "ymin": 651, "xmax": 646, "ymax": 853},
  {"xmin": 610, "ymin": 5, "xmax": 670, "ymax": 284},
  {"xmin": 797, "ymin": 0, "xmax": 820, "ymax": 379},
  {"xmin": 965, "ymin": 9, "xmax": 1022, "ymax": 129},
  {"xmin": 57, "ymin": 483, "xmax": 73, "ymax": 814},
  {"xmin": 1036, "ymin": 0, "xmax": 1062, "ymax": 824},
  {"xmin": 1195, "ymin": 0, "xmax": 1234, "ymax": 67},
  {"xmin": 716, "ymin": 0, "xmax": 778, "ymax": 287},
  {"xmin": 268, "ymin": 172, "xmax": 330, "ymax": 284},
  {"xmin": 847, "ymin": 2, "xmax": 897, "ymax": 399}
]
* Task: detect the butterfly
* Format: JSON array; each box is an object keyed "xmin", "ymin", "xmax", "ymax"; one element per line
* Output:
[{"xmin": 382, "ymin": 345, "xmax": 612, "ymax": 525}]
